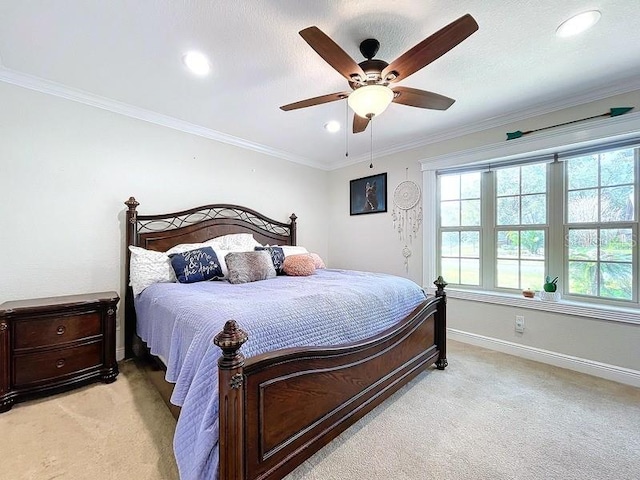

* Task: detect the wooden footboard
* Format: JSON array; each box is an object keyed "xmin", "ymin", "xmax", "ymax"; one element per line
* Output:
[{"xmin": 215, "ymin": 280, "xmax": 447, "ymax": 480}]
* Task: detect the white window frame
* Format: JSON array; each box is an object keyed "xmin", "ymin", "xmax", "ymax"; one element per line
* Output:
[{"xmin": 422, "ymin": 112, "xmax": 640, "ymax": 325}]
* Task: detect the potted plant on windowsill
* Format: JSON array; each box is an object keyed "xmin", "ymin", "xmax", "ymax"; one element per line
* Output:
[{"xmin": 540, "ymin": 275, "xmax": 560, "ymax": 301}]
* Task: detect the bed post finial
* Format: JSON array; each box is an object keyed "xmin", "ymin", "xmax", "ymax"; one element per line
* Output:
[
  {"xmin": 125, "ymin": 196, "xmax": 139, "ymax": 222},
  {"xmin": 289, "ymin": 213, "xmax": 298, "ymax": 246},
  {"xmin": 214, "ymin": 320, "xmax": 249, "ymax": 369},
  {"xmin": 214, "ymin": 320, "xmax": 248, "ymax": 479},
  {"xmin": 434, "ymin": 275, "xmax": 448, "ymax": 300},
  {"xmin": 433, "ymin": 276, "xmax": 448, "ymax": 370}
]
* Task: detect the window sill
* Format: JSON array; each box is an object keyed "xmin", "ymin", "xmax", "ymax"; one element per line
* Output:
[{"xmin": 425, "ymin": 287, "xmax": 640, "ymax": 325}]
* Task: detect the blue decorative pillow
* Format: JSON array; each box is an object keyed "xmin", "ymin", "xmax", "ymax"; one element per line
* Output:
[
  {"xmin": 169, "ymin": 247, "xmax": 224, "ymax": 283},
  {"xmin": 255, "ymin": 246, "xmax": 285, "ymax": 274}
]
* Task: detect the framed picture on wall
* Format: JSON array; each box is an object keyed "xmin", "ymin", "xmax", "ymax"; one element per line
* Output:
[{"xmin": 349, "ymin": 172, "xmax": 387, "ymax": 215}]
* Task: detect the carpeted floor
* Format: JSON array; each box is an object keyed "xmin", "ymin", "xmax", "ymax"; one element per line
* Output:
[{"xmin": 1, "ymin": 340, "xmax": 638, "ymax": 480}]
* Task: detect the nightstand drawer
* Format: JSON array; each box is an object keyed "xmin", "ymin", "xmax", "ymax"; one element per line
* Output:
[
  {"xmin": 14, "ymin": 342, "xmax": 103, "ymax": 386},
  {"xmin": 13, "ymin": 312, "xmax": 102, "ymax": 350}
]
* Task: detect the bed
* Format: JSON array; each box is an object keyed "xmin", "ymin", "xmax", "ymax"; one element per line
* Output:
[{"xmin": 123, "ymin": 196, "xmax": 448, "ymax": 480}]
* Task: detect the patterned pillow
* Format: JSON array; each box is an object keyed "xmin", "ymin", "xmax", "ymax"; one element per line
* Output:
[
  {"xmin": 169, "ymin": 247, "xmax": 224, "ymax": 283},
  {"xmin": 255, "ymin": 246, "xmax": 285, "ymax": 274},
  {"xmin": 129, "ymin": 246, "xmax": 176, "ymax": 296},
  {"xmin": 283, "ymin": 254, "xmax": 316, "ymax": 276},
  {"xmin": 225, "ymin": 251, "xmax": 277, "ymax": 284}
]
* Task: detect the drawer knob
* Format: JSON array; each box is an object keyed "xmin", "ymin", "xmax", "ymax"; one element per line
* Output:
[
  {"xmin": 56, "ymin": 359, "xmax": 66, "ymax": 368},
  {"xmin": 56, "ymin": 325, "xmax": 66, "ymax": 335}
]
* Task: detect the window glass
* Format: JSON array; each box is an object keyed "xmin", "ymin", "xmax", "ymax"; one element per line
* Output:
[
  {"xmin": 496, "ymin": 168, "xmax": 519, "ymax": 196},
  {"xmin": 438, "ymin": 173, "xmax": 481, "ymax": 286},
  {"xmin": 496, "ymin": 165, "xmax": 547, "ymax": 226},
  {"xmin": 567, "ymin": 155, "xmax": 598, "ymax": 189},
  {"xmin": 460, "ymin": 172, "xmax": 481, "ymax": 199},
  {"xmin": 439, "ymin": 230, "xmax": 480, "ymax": 286},
  {"xmin": 521, "ymin": 164, "xmax": 547, "ymax": 194},
  {"xmin": 496, "ymin": 230, "xmax": 545, "ymax": 290},
  {"xmin": 567, "ymin": 190, "xmax": 598, "ymax": 223},
  {"xmin": 566, "ymin": 149, "xmax": 635, "ymax": 224},
  {"xmin": 497, "ymin": 197, "xmax": 519, "ymax": 225}
]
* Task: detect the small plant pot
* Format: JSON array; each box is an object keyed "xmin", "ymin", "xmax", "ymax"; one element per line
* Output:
[{"xmin": 539, "ymin": 291, "xmax": 561, "ymax": 302}]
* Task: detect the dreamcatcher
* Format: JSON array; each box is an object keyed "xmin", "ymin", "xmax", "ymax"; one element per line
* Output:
[{"xmin": 392, "ymin": 173, "xmax": 422, "ymax": 271}]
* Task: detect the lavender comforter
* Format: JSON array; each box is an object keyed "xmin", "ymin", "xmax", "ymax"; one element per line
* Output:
[{"xmin": 134, "ymin": 268, "xmax": 427, "ymax": 479}]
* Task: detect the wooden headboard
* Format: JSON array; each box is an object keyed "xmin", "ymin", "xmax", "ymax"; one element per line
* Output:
[{"xmin": 123, "ymin": 196, "xmax": 297, "ymax": 357}]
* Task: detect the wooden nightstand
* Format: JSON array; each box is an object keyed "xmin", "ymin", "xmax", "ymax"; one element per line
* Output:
[{"xmin": 0, "ymin": 291, "xmax": 119, "ymax": 412}]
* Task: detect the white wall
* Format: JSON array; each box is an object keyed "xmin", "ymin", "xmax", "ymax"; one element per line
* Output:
[
  {"xmin": 328, "ymin": 89, "xmax": 640, "ymax": 380},
  {"xmin": 448, "ymin": 299, "xmax": 640, "ymax": 371},
  {"xmin": 0, "ymin": 82, "xmax": 329, "ymax": 357},
  {"xmin": 327, "ymin": 162, "xmax": 424, "ymax": 286}
]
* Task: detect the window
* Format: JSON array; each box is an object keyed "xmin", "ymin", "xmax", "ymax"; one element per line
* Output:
[
  {"xmin": 565, "ymin": 149, "xmax": 636, "ymax": 300},
  {"xmin": 436, "ymin": 144, "xmax": 639, "ymax": 305},
  {"xmin": 495, "ymin": 164, "xmax": 547, "ymax": 291},
  {"xmin": 439, "ymin": 172, "xmax": 481, "ymax": 285}
]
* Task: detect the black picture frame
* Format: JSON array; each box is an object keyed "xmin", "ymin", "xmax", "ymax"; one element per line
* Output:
[{"xmin": 349, "ymin": 173, "xmax": 387, "ymax": 215}]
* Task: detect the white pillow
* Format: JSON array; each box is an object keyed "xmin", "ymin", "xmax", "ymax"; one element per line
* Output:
[
  {"xmin": 165, "ymin": 242, "xmax": 210, "ymax": 255},
  {"xmin": 212, "ymin": 249, "xmax": 230, "ymax": 278},
  {"xmin": 281, "ymin": 245, "xmax": 309, "ymax": 257},
  {"xmin": 207, "ymin": 233, "xmax": 262, "ymax": 252},
  {"xmin": 129, "ymin": 246, "xmax": 176, "ymax": 296}
]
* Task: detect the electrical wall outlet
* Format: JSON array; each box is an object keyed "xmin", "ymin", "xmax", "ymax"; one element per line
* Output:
[{"xmin": 515, "ymin": 315, "xmax": 525, "ymax": 333}]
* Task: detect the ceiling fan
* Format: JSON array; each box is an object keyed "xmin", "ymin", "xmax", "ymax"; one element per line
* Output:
[{"xmin": 280, "ymin": 14, "xmax": 479, "ymax": 133}]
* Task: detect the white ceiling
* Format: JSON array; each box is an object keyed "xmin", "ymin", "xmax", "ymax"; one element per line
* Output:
[{"xmin": 1, "ymin": 1, "xmax": 640, "ymax": 170}]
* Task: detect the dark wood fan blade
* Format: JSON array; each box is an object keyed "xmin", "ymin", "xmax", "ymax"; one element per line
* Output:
[
  {"xmin": 382, "ymin": 14, "xmax": 478, "ymax": 83},
  {"xmin": 392, "ymin": 86, "xmax": 455, "ymax": 110},
  {"xmin": 280, "ymin": 91, "xmax": 350, "ymax": 111},
  {"xmin": 299, "ymin": 26, "xmax": 366, "ymax": 82},
  {"xmin": 353, "ymin": 114, "xmax": 370, "ymax": 133}
]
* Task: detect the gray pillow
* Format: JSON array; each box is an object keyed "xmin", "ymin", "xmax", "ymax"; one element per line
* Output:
[{"xmin": 225, "ymin": 251, "xmax": 277, "ymax": 284}]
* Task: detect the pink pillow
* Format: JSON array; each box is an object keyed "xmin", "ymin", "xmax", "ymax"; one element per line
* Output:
[
  {"xmin": 283, "ymin": 254, "xmax": 316, "ymax": 276},
  {"xmin": 309, "ymin": 253, "xmax": 326, "ymax": 269}
]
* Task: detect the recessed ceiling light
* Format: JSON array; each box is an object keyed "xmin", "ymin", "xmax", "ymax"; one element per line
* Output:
[
  {"xmin": 324, "ymin": 121, "xmax": 340, "ymax": 133},
  {"xmin": 182, "ymin": 51, "xmax": 211, "ymax": 75},
  {"xmin": 556, "ymin": 10, "xmax": 601, "ymax": 38}
]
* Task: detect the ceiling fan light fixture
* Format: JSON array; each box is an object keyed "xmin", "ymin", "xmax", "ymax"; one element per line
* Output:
[
  {"xmin": 348, "ymin": 85, "xmax": 394, "ymax": 118},
  {"xmin": 556, "ymin": 10, "xmax": 601, "ymax": 37}
]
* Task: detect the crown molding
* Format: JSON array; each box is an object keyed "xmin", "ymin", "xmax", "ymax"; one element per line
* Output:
[
  {"xmin": 0, "ymin": 66, "xmax": 330, "ymax": 171},
  {"xmin": 326, "ymin": 75, "xmax": 640, "ymax": 170},
  {"xmin": 2, "ymin": 65, "xmax": 638, "ymax": 173},
  {"xmin": 419, "ymin": 110, "xmax": 640, "ymax": 171}
]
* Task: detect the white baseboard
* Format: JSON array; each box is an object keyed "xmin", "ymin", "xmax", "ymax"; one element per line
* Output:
[
  {"xmin": 448, "ymin": 328, "xmax": 640, "ymax": 388},
  {"xmin": 116, "ymin": 347, "xmax": 125, "ymax": 361}
]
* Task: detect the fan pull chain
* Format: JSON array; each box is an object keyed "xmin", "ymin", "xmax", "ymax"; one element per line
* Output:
[
  {"xmin": 369, "ymin": 118, "xmax": 373, "ymax": 168},
  {"xmin": 345, "ymin": 100, "xmax": 349, "ymax": 157}
]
